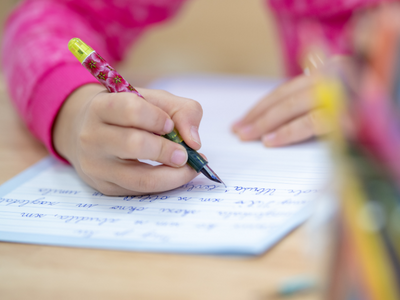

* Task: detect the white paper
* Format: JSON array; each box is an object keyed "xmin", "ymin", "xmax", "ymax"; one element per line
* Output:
[{"xmin": 0, "ymin": 74, "xmax": 332, "ymax": 255}]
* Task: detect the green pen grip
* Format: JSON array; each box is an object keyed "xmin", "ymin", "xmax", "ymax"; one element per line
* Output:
[{"xmin": 163, "ymin": 129, "xmax": 208, "ymax": 172}]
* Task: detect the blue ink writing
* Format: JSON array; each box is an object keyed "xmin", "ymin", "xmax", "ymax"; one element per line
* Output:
[
  {"xmin": 179, "ymin": 182, "xmax": 217, "ymax": 192},
  {"xmin": 76, "ymin": 203, "xmax": 98, "ymax": 208},
  {"xmin": 0, "ymin": 197, "xmax": 58, "ymax": 207},
  {"xmin": 177, "ymin": 197, "xmax": 192, "ymax": 201},
  {"xmin": 109, "ymin": 206, "xmax": 147, "ymax": 214},
  {"xmin": 21, "ymin": 212, "xmax": 46, "ymax": 218},
  {"xmin": 92, "ymin": 192, "xmax": 104, "ymax": 197},
  {"xmin": 200, "ymin": 198, "xmax": 222, "ymax": 203},
  {"xmin": 55, "ymin": 214, "xmax": 119, "ymax": 225},
  {"xmin": 123, "ymin": 195, "xmax": 169, "ymax": 202},
  {"xmin": 287, "ymin": 189, "xmax": 318, "ymax": 196},
  {"xmin": 232, "ymin": 186, "xmax": 275, "ymax": 196},
  {"xmin": 160, "ymin": 208, "xmax": 198, "ymax": 217},
  {"xmin": 39, "ymin": 188, "xmax": 80, "ymax": 196}
]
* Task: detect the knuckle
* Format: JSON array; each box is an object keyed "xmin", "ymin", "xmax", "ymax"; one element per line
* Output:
[
  {"xmin": 153, "ymin": 110, "xmax": 166, "ymax": 130},
  {"xmin": 157, "ymin": 89, "xmax": 172, "ymax": 97},
  {"xmin": 78, "ymin": 129, "xmax": 93, "ymax": 149},
  {"xmin": 303, "ymin": 112, "xmax": 317, "ymax": 132},
  {"xmin": 125, "ymin": 98, "xmax": 142, "ymax": 117},
  {"xmin": 126, "ymin": 132, "xmax": 144, "ymax": 156},
  {"xmin": 153, "ymin": 89, "xmax": 173, "ymax": 101},
  {"xmin": 155, "ymin": 138, "xmax": 167, "ymax": 162},
  {"xmin": 89, "ymin": 95, "xmax": 103, "ymax": 115},
  {"xmin": 97, "ymin": 182, "xmax": 118, "ymax": 196},
  {"xmin": 188, "ymin": 99, "xmax": 203, "ymax": 115}
]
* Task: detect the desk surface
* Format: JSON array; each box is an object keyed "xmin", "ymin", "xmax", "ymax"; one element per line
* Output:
[{"xmin": 0, "ymin": 81, "xmax": 326, "ymax": 300}]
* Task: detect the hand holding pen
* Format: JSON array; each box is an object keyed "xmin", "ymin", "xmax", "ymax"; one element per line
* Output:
[{"xmin": 52, "ymin": 38, "xmax": 223, "ymax": 196}]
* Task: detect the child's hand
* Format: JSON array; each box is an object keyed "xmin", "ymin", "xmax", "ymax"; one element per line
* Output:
[
  {"xmin": 232, "ymin": 56, "xmax": 355, "ymax": 147},
  {"xmin": 53, "ymin": 84, "xmax": 203, "ymax": 195},
  {"xmin": 232, "ymin": 74, "xmax": 329, "ymax": 147},
  {"xmin": 237, "ymin": 54, "xmax": 356, "ymax": 148}
]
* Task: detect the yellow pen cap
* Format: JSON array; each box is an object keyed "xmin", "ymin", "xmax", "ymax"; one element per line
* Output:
[{"xmin": 68, "ymin": 38, "xmax": 94, "ymax": 63}]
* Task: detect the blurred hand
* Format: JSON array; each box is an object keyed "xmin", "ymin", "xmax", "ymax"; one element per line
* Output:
[
  {"xmin": 230, "ymin": 55, "xmax": 355, "ymax": 147},
  {"xmin": 53, "ymin": 84, "xmax": 203, "ymax": 195},
  {"xmin": 232, "ymin": 73, "xmax": 329, "ymax": 147}
]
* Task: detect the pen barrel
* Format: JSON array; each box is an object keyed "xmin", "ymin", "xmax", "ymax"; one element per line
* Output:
[
  {"xmin": 81, "ymin": 51, "xmax": 144, "ymax": 98},
  {"xmin": 80, "ymin": 50, "xmax": 208, "ymax": 172},
  {"xmin": 163, "ymin": 130, "xmax": 208, "ymax": 173}
]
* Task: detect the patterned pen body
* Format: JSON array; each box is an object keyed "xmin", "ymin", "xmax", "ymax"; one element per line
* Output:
[{"xmin": 82, "ymin": 51, "xmax": 142, "ymax": 96}]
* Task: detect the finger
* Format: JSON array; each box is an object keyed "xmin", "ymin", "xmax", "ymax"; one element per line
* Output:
[
  {"xmin": 72, "ymin": 151, "xmax": 192, "ymax": 196},
  {"xmin": 261, "ymin": 108, "xmax": 331, "ymax": 147},
  {"xmin": 68, "ymin": 155, "xmax": 134, "ymax": 196},
  {"xmin": 77, "ymin": 165, "xmax": 174, "ymax": 196},
  {"xmin": 232, "ymin": 75, "xmax": 317, "ymax": 131},
  {"xmin": 93, "ymin": 91, "xmax": 174, "ymax": 135},
  {"xmin": 236, "ymin": 88, "xmax": 318, "ymax": 141},
  {"xmin": 137, "ymin": 88, "xmax": 203, "ymax": 150},
  {"xmin": 81, "ymin": 175, "xmax": 136, "ymax": 197},
  {"xmin": 96, "ymin": 181, "xmax": 142, "ymax": 196},
  {"xmin": 94, "ymin": 124, "xmax": 189, "ymax": 167},
  {"xmin": 103, "ymin": 159, "xmax": 199, "ymax": 195}
]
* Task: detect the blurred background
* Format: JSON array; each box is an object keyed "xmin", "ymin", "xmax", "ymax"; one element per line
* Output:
[{"xmin": 0, "ymin": 0, "xmax": 284, "ymax": 78}]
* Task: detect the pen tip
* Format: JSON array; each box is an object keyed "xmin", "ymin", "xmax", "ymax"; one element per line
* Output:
[{"xmin": 200, "ymin": 165, "xmax": 226, "ymax": 187}]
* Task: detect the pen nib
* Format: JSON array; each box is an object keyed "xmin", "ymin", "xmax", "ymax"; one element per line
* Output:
[{"xmin": 200, "ymin": 165, "xmax": 226, "ymax": 187}]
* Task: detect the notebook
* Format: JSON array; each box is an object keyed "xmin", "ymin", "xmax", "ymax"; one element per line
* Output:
[{"xmin": 0, "ymin": 74, "xmax": 332, "ymax": 255}]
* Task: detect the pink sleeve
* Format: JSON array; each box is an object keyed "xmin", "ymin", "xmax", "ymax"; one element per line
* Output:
[
  {"xmin": 267, "ymin": 0, "xmax": 394, "ymax": 76},
  {"xmin": 1, "ymin": 0, "xmax": 185, "ymax": 161}
]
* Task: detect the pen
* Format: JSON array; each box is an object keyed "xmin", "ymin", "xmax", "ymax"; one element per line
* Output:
[{"xmin": 68, "ymin": 38, "xmax": 225, "ymax": 186}]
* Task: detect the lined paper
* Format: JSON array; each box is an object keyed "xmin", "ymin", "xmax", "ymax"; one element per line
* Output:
[{"xmin": 0, "ymin": 75, "xmax": 332, "ymax": 255}]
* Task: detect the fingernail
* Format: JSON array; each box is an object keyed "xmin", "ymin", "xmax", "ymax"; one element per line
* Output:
[
  {"xmin": 190, "ymin": 126, "xmax": 201, "ymax": 146},
  {"xmin": 171, "ymin": 149, "xmax": 187, "ymax": 166},
  {"xmin": 262, "ymin": 132, "xmax": 276, "ymax": 146},
  {"xmin": 238, "ymin": 125, "xmax": 254, "ymax": 138},
  {"xmin": 164, "ymin": 118, "xmax": 174, "ymax": 134},
  {"xmin": 232, "ymin": 120, "xmax": 243, "ymax": 131}
]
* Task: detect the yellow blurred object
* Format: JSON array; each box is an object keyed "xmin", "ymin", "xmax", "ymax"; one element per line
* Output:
[
  {"xmin": 313, "ymin": 75, "xmax": 400, "ymax": 300},
  {"xmin": 341, "ymin": 173, "xmax": 399, "ymax": 300},
  {"xmin": 313, "ymin": 76, "xmax": 347, "ymax": 151}
]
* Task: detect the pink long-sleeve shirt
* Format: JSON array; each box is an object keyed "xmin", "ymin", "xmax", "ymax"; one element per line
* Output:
[{"xmin": 1, "ymin": 0, "xmax": 387, "ymax": 160}]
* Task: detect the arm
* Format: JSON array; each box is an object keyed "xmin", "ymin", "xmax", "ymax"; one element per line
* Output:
[
  {"xmin": 2, "ymin": 0, "xmax": 202, "ymax": 195},
  {"xmin": 232, "ymin": 0, "xmax": 384, "ymax": 146},
  {"xmin": 2, "ymin": 0, "xmax": 185, "ymax": 160}
]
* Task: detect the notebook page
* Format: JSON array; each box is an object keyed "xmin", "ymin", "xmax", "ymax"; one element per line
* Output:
[{"xmin": 0, "ymin": 75, "xmax": 332, "ymax": 255}]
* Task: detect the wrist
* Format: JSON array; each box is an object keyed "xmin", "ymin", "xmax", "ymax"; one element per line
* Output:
[{"xmin": 53, "ymin": 84, "xmax": 105, "ymax": 162}]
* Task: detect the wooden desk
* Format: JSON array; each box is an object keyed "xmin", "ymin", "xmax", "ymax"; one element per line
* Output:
[{"xmin": 0, "ymin": 79, "xmax": 326, "ymax": 300}]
